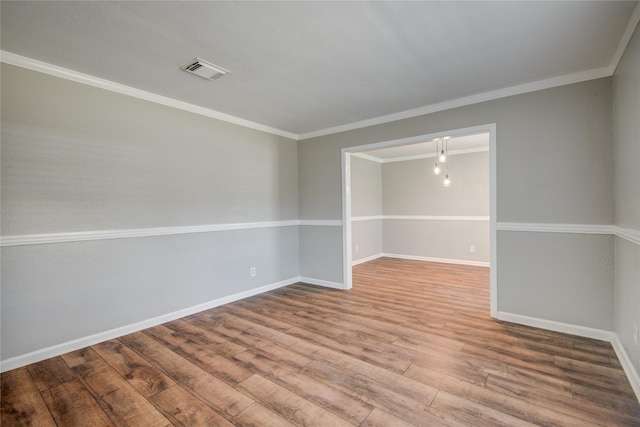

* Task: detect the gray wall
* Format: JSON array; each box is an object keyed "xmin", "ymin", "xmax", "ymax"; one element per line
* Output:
[
  {"xmin": 384, "ymin": 220, "xmax": 489, "ymax": 264},
  {"xmin": 350, "ymin": 151, "xmax": 489, "ymax": 264},
  {"xmin": 299, "ymin": 77, "xmax": 614, "ymax": 329},
  {"xmin": 350, "ymin": 155, "xmax": 383, "ymax": 262},
  {"xmin": 612, "ymin": 24, "xmax": 640, "ymax": 375},
  {"xmin": 351, "ymin": 156, "xmax": 383, "ymax": 217},
  {"xmin": 382, "ymin": 151, "xmax": 489, "ymax": 263},
  {"xmin": 299, "ymin": 225, "xmax": 343, "ymax": 284},
  {"xmin": 1, "ymin": 64, "xmax": 300, "ymax": 361},
  {"xmin": 3, "ymin": 27, "xmax": 637, "ymax": 371},
  {"xmin": 382, "ymin": 152, "xmax": 489, "ymax": 217}
]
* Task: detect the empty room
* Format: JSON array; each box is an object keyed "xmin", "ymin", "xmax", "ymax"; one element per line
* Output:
[{"xmin": 1, "ymin": 2, "xmax": 639, "ymax": 426}]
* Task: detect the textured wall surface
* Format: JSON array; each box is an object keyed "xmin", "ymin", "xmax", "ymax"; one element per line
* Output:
[
  {"xmin": 299, "ymin": 78, "xmax": 614, "ymax": 329},
  {"xmin": 350, "ymin": 156, "xmax": 383, "ymax": 261},
  {"xmin": 1, "ymin": 64, "xmax": 300, "ymax": 361},
  {"xmin": 382, "ymin": 151, "xmax": 489, "ymax": 263},
  {"xmin": 612, "ymin": 23, "xmax": 640, "ymax": 376}
]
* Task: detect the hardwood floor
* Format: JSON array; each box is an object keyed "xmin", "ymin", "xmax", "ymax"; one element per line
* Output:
[{"xmin": 2, "ymin": 257, "xmax": 639, "ymax": 426}]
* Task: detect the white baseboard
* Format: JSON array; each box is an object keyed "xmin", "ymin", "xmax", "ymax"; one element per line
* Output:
[
  {"xmin": 496, "ymin": 311, "xmax": 639, "ymax": 403},
  {"xmin": 383, "ymin": 253, "xmax": 490, "ymax": 267},
  {"xmin": 495, "ymin": 311, "xmax": 614, "ymax": 341},
  {"xmin": 352, "ymin": 253, "xmax": 384, "ymax": 266},
  {"xmin": 0, "ymin": 277, "xmax": 299, "ymax": 373},
  {"xmin": 298, "ymin": 276, "xmax": 345, "ymax": 290},
  {"xmin": 4, "ymin": 275, "xmax": 637, "ymax": 403},
  {"xmin": 610, "ymin": 334, "xmax": 640, "ymax": 402}
]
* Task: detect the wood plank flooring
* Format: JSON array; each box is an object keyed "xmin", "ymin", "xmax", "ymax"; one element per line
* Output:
[{"xmin": 2, "ymin": 257, "xmax": 639, "ymax": 426}]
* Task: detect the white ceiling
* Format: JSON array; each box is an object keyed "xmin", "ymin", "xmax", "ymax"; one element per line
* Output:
[{"xmin": 1, "ymin": 1, "xmax": 638, "ymax": 139}]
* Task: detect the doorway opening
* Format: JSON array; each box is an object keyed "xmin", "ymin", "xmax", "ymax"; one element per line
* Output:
[{"xmin": 341, "ymin": 124, "xmax": 497, "ymax": 317}]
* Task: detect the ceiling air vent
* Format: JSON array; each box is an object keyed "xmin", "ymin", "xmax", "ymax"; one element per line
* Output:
[{"xmin": 180, "ymin": 57, "xmax": 230, "ymax": 81}]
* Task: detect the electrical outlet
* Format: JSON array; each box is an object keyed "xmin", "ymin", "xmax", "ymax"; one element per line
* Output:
[
  {"xmin": 634, "ymin": 324, "xmax": 638, "ymax": 346},
  {"xmin": 469, "ymin": 245, "xmax": 476, "ymax": 253},
  {"xmin": 355, "ymin": 245, "xmax": 359, "ymax": 253},
  {"xmin": 250, "ymin": 267, "xmax": 256, "ymax": 277}
]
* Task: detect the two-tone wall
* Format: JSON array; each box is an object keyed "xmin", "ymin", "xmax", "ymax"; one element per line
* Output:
[
  {"xmin": 612, "ymin": 21, "xmax": 640, "ymax": 385},
  {"xmin": 2, "ymin": 24, "xmax": 638, "ymax": 397},
  {"xmin": 351, "ymin": 151, "xmax": 489, "ymax": 266},
  {"xmin": 298, "ymin": 73, "xmax": 640, "ymax": 393},
  {"xmin": 298, "ymin": 24, "xmax": 640, "ymax": 393},
  {"xmin": 1, "ymin": 64, "xmax": 300, "ymax": 367},
  {"xmin": 350, "ymin": 155, "xmax": 383, "ymax": 263},
  {"xmin": 300, "ymin": 76, "xmax": 615, "ymax": 327}
]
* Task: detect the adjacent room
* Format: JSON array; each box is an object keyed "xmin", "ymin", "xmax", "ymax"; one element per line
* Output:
[
  {"xmin": 2, "ymin": 1, "xmax": 639, "ymax": 425},
  {"xmin": 348, "ymin": 131, "xmax": 490, "ymax": 268}
]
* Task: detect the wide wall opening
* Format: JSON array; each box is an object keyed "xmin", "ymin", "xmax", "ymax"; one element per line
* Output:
[{"xmin": 341, "ymin": 124, "xmax": 497, "ymax": 316}]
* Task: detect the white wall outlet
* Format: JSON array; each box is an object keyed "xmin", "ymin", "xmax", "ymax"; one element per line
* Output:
[
  {"xmin": 250, "ymin": 267, "xmax": 256, "ymax": 277},
  {"xmin": 469, "ymin": 245, "xmax": 476, "ymax": 253},
  {"xmin": 355, "ymin": 245, "xmax": 359, "ymax": 253},
  {"xmin": 634, "ymin": 324, "xmax": 638, "ymax": 346}
]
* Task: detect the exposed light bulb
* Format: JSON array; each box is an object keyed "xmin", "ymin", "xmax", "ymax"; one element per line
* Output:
[
  {"xmin": 434, "ymin": 163, "xmax": 441, "ymax": 175},
  {"xmin": 439, "ymin": 150, "xmax": 446, "ymax": 163},
  {"xmin": 444, "ymin": 174, "xmax": 451, "ymax": 187}
]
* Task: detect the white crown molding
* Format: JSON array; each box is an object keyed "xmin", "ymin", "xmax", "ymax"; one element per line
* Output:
[
  {"xmin": 0, "ymin": 276, "xmax": 299, "ymax": 372},
  {"xmin": 301, "ymin": 5, "xmax": 637, "ymax": 140},
  {"xmin": 299, "ymin": 67, "xmax": 612, "ymax": 140},
  {"xmin": 352, "ymin": 147, "xmax": 489, "ymax": 164},
  {"xmin": 0, "ymin": 51, "xmax": 298, "ymax": 141},
  {"xmin": 610, "ymin": 2, "xmax": 640, "ymax": 75},
  {"xmin": 5, "ymin": 28, "xmax": 635, "ymax": 145},
  {"xmin": 378, "ymin": 147, "xmax": 490, "ymax": 164},
  {"xmin": 350, "ymin": 152, "xmax": 383, "ymax": 163},
  {"xmin": 0, "ymin": 220, "xmax": 299, "ymax": 247}
]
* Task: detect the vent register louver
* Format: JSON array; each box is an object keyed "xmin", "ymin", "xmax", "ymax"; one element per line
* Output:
[{"xmin": 180, "ymin": 57, "xmax": 230, "ymax": 81}]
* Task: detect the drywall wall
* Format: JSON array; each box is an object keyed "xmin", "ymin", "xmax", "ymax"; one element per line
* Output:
[
  {"xmin": 382, "ymin": 151, "xmax": 489, "ymax": 263},
  {"xmin": 383, "ymin": 219, "xmax": 489, "ymax": 264},
  {"xmin": 350, "ymin": 155, "xmax": 383, "ymax": 262},
  {"xmin": 299, "ymin": 77, "xmax": 614, "ymax": 330},
  {"xmin": 382, "ymin": 151, "xmax": 489, "ymax": 217},
  {"xmin": 612, "ymin": 23, "xmax": 640, "ymax": 376},
  {"xmin": 299, "ymin": 225, "xmax": 343, "ymax": 285},
  {"xmin": 1, "ymin": 66, "xmax": 298, "ymax": 234},
  {"xmin": 1, "ymin": 64, "xmax": 300, "ymax": 362},
  {"xmin": 351, "ymin": 220, "xmax": 383, "ymax": 263},
  {"xmin": 2, "ymin": 228, "xmax": 299, "ymax": 359},
  {"xmin": 351, "ymin": 156, "xmax": 383, "ymax": 217},
  {"xmin": 497, "ymin": 232, "xmax": 614, "ymax": 330}
]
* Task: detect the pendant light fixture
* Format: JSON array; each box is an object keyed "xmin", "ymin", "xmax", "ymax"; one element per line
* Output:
[
  {"xmin": 439, "ymin": 137, "xmax": 447, "ymax": 163},
  {"xmin": 433, "ymin": 138, "xmax": 441, "ymax": 175},
  {"xmin": 443, "ymin": 137, "xmax": 450, "ymax": 186},
  {"xmin": 432, "ymin": 137, "xmax": 451, "ymax": 186}
]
